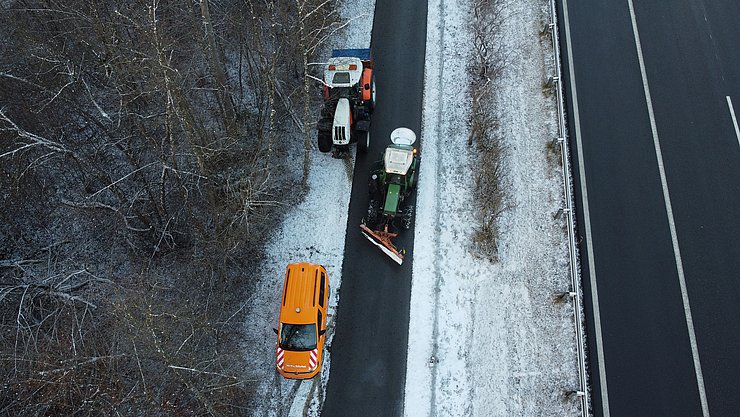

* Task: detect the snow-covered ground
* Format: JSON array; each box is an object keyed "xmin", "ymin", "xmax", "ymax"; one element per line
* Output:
[
  {"xmin": 245, "ymin": 0, "xmax": 584, "ymax": 415},
  {"xmin": 242, "ymin": 2, "xmax": 374, "ymax": 416},
  {"xmin": 404, "ymin": 0, "xmax": 583, "ymax": 416}
]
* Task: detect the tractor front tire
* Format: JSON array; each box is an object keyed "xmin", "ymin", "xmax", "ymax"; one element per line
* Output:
[
  {"xmin": 318, "ymin": 132, "xmax": 332, "ymax": 153},
  {"xmin": 357, "ymin": 130, "xmax": 369, "ymax": 154}
]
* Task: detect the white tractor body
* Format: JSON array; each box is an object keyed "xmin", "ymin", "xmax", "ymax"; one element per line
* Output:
[{"xmin": 332, "ymin": 98, "xmax": 351, "ymax": 146}]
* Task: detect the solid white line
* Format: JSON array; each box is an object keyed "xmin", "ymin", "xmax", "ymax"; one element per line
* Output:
[
  {"xmin": 627, "ymin": 2, "xmax": 710, "ymax": 416},
  {"xmin": 727, "ymin": 96, "xmax": 740, "ymax": 148},
  {"xmin": 560, "ymin": 1, "xmax": 611, "ymax": 416}
]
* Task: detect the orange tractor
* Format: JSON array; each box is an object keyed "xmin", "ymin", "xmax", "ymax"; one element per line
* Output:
[{"xmin": 317, "ymin": 49, "xmax": 375, "ymax": 156}]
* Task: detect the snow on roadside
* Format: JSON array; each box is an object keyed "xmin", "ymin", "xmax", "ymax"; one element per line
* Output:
[
  {"xmin": 242, "ymin": 1, "xmax": 374, "ymax": 416},
  {"xmin": 405, "ymin": 0, "xmax": 581, "ymax": 416}
]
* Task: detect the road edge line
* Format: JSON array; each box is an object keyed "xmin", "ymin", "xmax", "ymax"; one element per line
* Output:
[
  {"xmin": 402, "ymin": 0, "xmax": 443, "ymax": 415},
  {"xmin": 560, "ymin": 0, "xmax": 611, "ymax": 415}
]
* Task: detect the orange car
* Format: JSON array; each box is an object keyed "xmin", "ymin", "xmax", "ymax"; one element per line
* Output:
[{"xmin": 274, "ymin": 263, "xmax": 329, "ymax": 379}]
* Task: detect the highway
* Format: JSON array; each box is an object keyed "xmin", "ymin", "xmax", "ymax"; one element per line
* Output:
[
  {"xmin": 321, "ymin": 0, "xmax": 428, "ymax": 416},
  {"xmin": 558, "ymin": 0, "xmax": 740, "ymax": 416}
]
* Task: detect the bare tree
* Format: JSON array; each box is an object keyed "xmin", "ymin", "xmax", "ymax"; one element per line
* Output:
[{"xmin": 0, "ymin": 0, "xmax": 343, "ymax": 414}]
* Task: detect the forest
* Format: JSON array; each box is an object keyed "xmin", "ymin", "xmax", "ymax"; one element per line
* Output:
[{"xmin": 0, "ymin": 1, "xmax": 343, "ymax": 415}]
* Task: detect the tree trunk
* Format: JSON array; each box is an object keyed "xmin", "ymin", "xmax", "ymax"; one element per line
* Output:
[{"xmin": 199, "ymin": 0, "xmax": 237, "ymax": 136}]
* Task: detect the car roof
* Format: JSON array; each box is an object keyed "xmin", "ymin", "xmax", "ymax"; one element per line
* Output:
[{"xmin": 280, "ymin": 263, "xmax": 325, "ymax": 324}]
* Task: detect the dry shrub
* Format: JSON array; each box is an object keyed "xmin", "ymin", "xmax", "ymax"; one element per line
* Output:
[
  {"xmin": 468, "ymin": 0, "xmax": 510, "ymax": 261},
  {"xmin": 544, "ymin": 138, "xmax": 562, "ymax": 168}
]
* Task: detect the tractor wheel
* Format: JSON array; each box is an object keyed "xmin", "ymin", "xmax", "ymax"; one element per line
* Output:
[
  {"xmin": 318, "ymin": 132, "xmax": 332, "ymax": 153},
  {"xmin": 368, "ymin": 174, "xmax": 379, "ymax": 196},
  {"xmin": 357, "ymin": 130, "xmax": 369, "ymax": 154},
  {"xmin": 402, "ymin": 206, "xmax": 414, "ymax": 230},
  {"xmin": 370, "ymin": 75, "xmax": 376, "ymax": 111},
  {"xmin": 367, "ymin": 199, "xmax": 380, "ymax": 225}
]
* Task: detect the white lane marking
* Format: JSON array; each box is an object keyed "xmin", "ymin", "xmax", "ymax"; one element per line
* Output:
[
  {"xmin": 727, "ymin": 96, "xmax": 740, "ymax": 148},
  {"xmin": 561, "ymin": 1, "xmax": 611, "ymax": 416},
  {"xmin": 627, "ymin": 1, "xmax": 711, "ymax": 416}
]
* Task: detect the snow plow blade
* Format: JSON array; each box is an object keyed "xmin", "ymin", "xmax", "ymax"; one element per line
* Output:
[{"xmin": 360, "ymin": 224, "xmax": 404, "ymax": 265}]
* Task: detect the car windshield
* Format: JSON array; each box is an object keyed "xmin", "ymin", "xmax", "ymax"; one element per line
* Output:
[{"xmin": 279, "ymin": 323, "xmax": 317, "ymax": 351}]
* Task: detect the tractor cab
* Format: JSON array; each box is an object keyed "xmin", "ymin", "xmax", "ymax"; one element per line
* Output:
[
  {"xmin": 382, "ymin": 128, "xmax": 417, "ymax": 193},
  {"xmin": 385, "ymin": 128, "xmax": 416, "ymax": 169},
  {"xmin": 384, "ymin": 146, "xmax": 414, "ymax": 176}
]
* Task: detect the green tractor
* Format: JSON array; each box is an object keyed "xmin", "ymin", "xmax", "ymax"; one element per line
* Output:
[{"xmin": 360, "ymin": 127, "xmax": 420, "ymax": 265}]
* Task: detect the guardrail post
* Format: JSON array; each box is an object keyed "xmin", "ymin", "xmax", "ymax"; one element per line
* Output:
[
  {"xmin": 554, "ymin": 291, "xmax": 578, "ymax": 304},
  {"xmin": 553, "ymin": 206, "xmax": 569, "ymax": 220},
  {"xmin": 565, "ymin": 390, "xmax": 586, "ymax": 400}
]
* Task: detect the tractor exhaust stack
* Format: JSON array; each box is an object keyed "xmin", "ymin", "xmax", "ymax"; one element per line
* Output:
[{"xmin": 360, "ymin": 224, "xmax": 404, "ymax": 265}]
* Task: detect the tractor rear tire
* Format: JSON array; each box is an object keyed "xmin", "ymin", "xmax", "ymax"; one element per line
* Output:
[
  {"xmin": 318, "ymin": 132, "xmax": 332, "ymax": 153},
  {"xmin": 357, "ymin": 130, "xmax": 369, "ymax": 154},
  {"xmin": 367, "ymin": 199, "xmax": 380, "ymax": 226}
]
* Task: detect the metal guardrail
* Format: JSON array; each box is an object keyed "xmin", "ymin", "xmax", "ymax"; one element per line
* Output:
[{"xmin": 547, "ymin": 0, "xmax": 590, "ymax": 415}]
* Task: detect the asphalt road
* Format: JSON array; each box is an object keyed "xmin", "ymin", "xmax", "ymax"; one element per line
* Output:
[
  {"xmin": 558, "ymin": 0, "xmax": 740, "ymax": 416},
  {"xmin": 321, "ymin": 1, "xmax": 428, "ymax": 416}
]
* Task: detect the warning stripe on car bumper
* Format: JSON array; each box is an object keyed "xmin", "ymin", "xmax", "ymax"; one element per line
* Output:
[
  {"xmin": 309, "ymin": 349, "xmax": 318, "ymax": 368},
  {"xmin": 276, "ymin": 347, "xmax": 284, "ymax": 367}
]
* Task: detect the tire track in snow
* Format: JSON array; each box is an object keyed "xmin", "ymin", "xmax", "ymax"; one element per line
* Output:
[
  {"xmin": 283, "ymin": 380, "xmax": 303, "ymax": 417},
  {"xmin": 301, "ymin": 378, "xmax": 320, "ymax": 416}
]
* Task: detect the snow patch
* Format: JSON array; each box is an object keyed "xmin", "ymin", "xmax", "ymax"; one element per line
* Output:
[{"xmin": 405, "ymin": 0, "xmax": 581, "ymax": 416}]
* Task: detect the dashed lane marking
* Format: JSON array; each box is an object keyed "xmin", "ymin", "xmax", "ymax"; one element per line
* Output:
[
  {"xmin": 726, "ymin": 96, "xmax": 740, "ymax": 148},
  {"xmin": 627, "ymin": 1, "xmax": 710, "ymax": 415}
]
